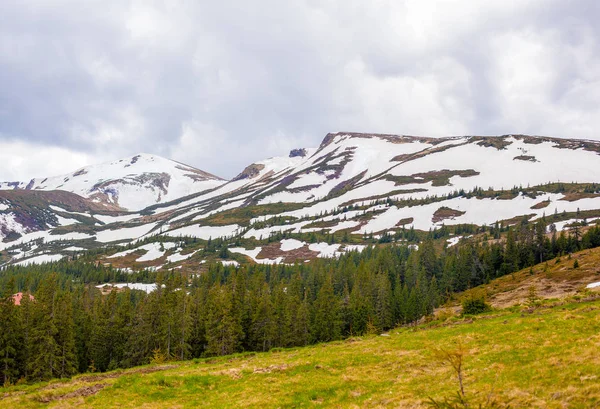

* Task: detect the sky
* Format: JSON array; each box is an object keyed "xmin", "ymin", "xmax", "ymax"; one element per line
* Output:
[{"xmin": 1, "ymin": 0, "xmax": 600, "ymax": 180}]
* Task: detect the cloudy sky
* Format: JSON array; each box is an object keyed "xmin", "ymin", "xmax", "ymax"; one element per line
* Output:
[{"xmin": 1, "ymin": 0, "xmax": 599, "ymax": 180}]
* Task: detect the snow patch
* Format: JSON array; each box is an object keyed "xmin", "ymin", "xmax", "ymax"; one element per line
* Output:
[
  {"xmin": 14, "ymin": 254, "xmax": 65, "ymax": 266},
  {"xmin": 308, "ymin": 242, "xmax": 342, "ymax": 258},
  {"xmin": 166, "ymin": 251, "xmax": 194, "ymax": 264},
  {"xmin": 96, "ymin": 222, "xmax": 158, "ymax": 243},
  {"xmin": 229, "ymin": 247, "xmax": 283, "ymax": 264},
  {"xmin": 96, "ymin": 283, "xmax": 158, "ymax": 293},
  {"xmin": 280, "ymin": 239, "xmax": 305, "ymax": 251},
  {"xmin": 165, "ymin": 224, "xmax": 240, "ymax": 240}
]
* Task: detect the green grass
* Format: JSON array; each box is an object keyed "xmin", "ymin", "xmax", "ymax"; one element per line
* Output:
[{"xmin": 2, "ymin": 297, "xmax": 600, "ymax": 408}]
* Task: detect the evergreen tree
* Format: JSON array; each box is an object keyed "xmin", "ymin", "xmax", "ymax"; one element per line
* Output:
[
  {"xmin": 0, "ymin": 285, "xmax": 23, "ymax": 385},
  {"xmin": 312, "ymin": 279, "xmax": 341, "ymax": 342}
]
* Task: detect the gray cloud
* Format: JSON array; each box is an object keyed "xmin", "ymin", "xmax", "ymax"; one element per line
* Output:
[{"xmin": 1, "ymin": 0, "xmax": 599, "ymax": 180}]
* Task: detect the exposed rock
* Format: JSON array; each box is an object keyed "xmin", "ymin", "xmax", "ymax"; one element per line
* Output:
[
  {"xmin": 289, "ymin": 148, "xmax": 307, "ymax": 158},
  {"xmin": 232, "ymin": 164, "xmax": 265, "ymax": 181}
]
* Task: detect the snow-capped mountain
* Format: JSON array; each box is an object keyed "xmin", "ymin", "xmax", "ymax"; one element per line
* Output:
[
  {"xmin": 2, "ymin": 133, "xmax": 600, "ymax": 268},
  {"xmin": 0, "ymin": 153, "xmax": 226, "ymax": 211}
]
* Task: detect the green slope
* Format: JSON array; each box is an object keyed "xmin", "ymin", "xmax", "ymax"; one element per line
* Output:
[{"xmin": 2, "ymin": 295, "xmax": 599, "ymax": 408}]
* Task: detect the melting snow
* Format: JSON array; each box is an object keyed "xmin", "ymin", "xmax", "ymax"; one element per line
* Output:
[
  {"xmin": 166, "ymin": 251, "xmax": 194, "ymax": 264},
  {"xmin": 447, "ymin": 236, "xmax": 462, "ymax": 247},
  {"xmin": 280, "ymin": 239, "xmax": 305, "ymax": 251},
  {"xmin": 55, "ymin": 215, "xmax": 80, "ymax": 227},
  {"xmin": 96, "ymin": 283, "xmax": 158, "ymax": 293},
  {"xmin": 14, "ymin": 254, "xmax": 65, "ymax": 266},
  {"xmin": 309, "ymin": 242, "xmax": 342, "ymax": 258},
  {"xmin": 229, "ymin": 247, "xmax": 283, "ymax": 264},
  {"xmin": 96, "ymin": 222, "xmax": 159, "ymax": 243},
  {"xmin": 63, "ymin": 246, "xmax": 86, "ymax": 252},
  {"xmin": 165, "ymin": 224, "xmax": 240, "ymax": 240},
  {"xmin": 136, "ymin": 242, "xmax": 168, "ymax": 262}
]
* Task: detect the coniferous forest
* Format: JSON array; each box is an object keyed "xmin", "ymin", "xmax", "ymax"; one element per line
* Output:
[{"xmin": 1, "ymin": 221, "xmax": 599, "ymax": 385}]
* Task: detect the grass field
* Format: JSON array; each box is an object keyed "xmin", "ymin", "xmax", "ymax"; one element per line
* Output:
[{"xmin": 2, "ymin": 291, "xmax": 599, "ymax": 408}]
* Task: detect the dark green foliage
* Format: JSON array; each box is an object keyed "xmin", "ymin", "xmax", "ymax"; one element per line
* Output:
[
  {"xmin": 1, "ymin": 224, "xmax": 599, "ymax": 384},
  {"xmin": 461, "ymin": 295, "xmax": 491, "ymax": 315}
]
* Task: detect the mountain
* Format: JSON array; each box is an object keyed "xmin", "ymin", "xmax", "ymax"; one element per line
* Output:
[
  {"xmin": 1, "ymin": 132, "xmax": 600, "ymax": 268},
  {"xmin": 0, "ymin": 153, "xmax": 226, "ymax": 211}
]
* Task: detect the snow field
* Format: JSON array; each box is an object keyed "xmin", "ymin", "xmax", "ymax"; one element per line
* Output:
[
  {"xmin": 280, "ymin": 239, "xmax": 305, "ymax": 251},
  {"xmin": 165, "ymin": 224, "xmax": 240, "ymax": 240},
  {"xmin": 96, "ymin": 283, "xmax": 158, "ymax": 293},
  {"xmin": 14, "ymin": 254, "xmax": 65, "ymax": 266}
]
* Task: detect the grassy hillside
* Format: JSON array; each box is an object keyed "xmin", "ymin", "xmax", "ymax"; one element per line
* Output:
[
  {"xmin": 2, "ymin": 292, "xmax": 599, "ymax": 408},
  {"xmin": 454, "ymin": 246, "xmax": 600, "ymax": 309}
]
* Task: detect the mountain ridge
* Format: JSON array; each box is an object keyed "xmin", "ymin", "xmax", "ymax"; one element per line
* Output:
[{"xmin": 1, "ymin": 132, "xmax": 600, "ymax": 268}]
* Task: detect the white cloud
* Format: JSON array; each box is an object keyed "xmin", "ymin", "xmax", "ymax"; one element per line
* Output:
[
  {"xmin": 0, "ymin": 140, "xmax": 95, "ymax": 181},
  {"xmin": 0, "ymin": 0, "xmax": 599, "ymax": 181}
]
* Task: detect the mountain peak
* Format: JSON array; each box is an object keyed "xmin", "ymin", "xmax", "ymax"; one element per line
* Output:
[{"xmin": 0, "ymin": 153, "xmax": 227, "ymax": 211}]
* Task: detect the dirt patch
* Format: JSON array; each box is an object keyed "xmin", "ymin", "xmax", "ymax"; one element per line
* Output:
[
  {"xmin": 37, "ymin": 384, "xmax": 106, "ymax": 403},
  {"xmin": 77, "ymin": 365, "xmax": 178, "ymax": 383},
  {"xmin": 213, "ymin": 368, "xmax": 242, "ymax": 380},
  {"xmin": 2, "ymin": 391, "xmax": 25, "ymax": 399},
  {"xmin": 252, "ymin": 364, "xmax": 288, "ymax": 374},
  {"xmin": 432, "ymin": 207, "xmax": 465, "ymax": 223}
]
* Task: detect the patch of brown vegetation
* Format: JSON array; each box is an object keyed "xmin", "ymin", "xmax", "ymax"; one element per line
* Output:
[
  {"xmin": 560, "ymin": 192, "xmax": 600, "ymax": 201},
  {"xmin": 287, "ymin": 184, "xmax": 321, "ymax": 193},
  {"xmin": 256, "ymin": 242, "xmax": 319, "ymax": 263},
  {"xmin": 432, "ymin": 207, "xmax": 465, "ymax": 223},
  {"xmin": 386, "ymin": 169, "xmax": 479, "ymax": 187},
  {"xmin": 531, "ymin": 200, "xmax": 550, "ymax": 210},
  {"xmin": 302, "ymin": 220, "xmax": 339, "ymax": 229},
  {"xmin": 513, "ymin": 155, "xmax": 538, "ymax": 162},
  {"xmin": 340, "ymin": 189, "xmax": 428, "ymax": 207},
  {"xmin": 473, "ymin": 136, "xmax": 513, "ymax": 150},
  {"xmin": 396, "ymin": 217, "xmax": 414, "ymax": 226}
]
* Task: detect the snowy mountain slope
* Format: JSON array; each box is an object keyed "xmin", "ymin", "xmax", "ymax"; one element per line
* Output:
[
  {"xmin": 0, "ymin": 153, "xmax": 226, "ymax": 211},
  {"xmin": 2, "ymin": 132, "xmax": 600, "ymax": 268},
  {"xmin": 151, "ymin": 132, "xmax": 600, "ymax": 245}
]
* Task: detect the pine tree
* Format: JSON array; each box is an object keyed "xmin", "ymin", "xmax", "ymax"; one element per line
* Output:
[
  {"xmin": 373, "ymin": 274, "xmax": 393, "ymax": 332},
  {"xmin": 53, "ymin": 292, "xmax": 78, "ymax": 378},
  {"xmin": 205, "ymin": 284, "xmax": 242, "ymax": 356},
  {"xmin": 249, "ymin": 284, "xmax": 275, "ymax": 352},
  {"xmin": 312, "ymin": 278, "xmax": 341, "ymax": 342},
  {"xmin": 0, "ymin": 285, "xmax": 23, "ymax": 385},
  {"xmin": 27, "ymin": 276, "xmax": 61, "ymax": 381}
]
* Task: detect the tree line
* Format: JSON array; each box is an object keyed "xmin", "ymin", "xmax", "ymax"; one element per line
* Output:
[{"xmin": 1, "ymin": 221, "xmax": 599, "ymax": 385}]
